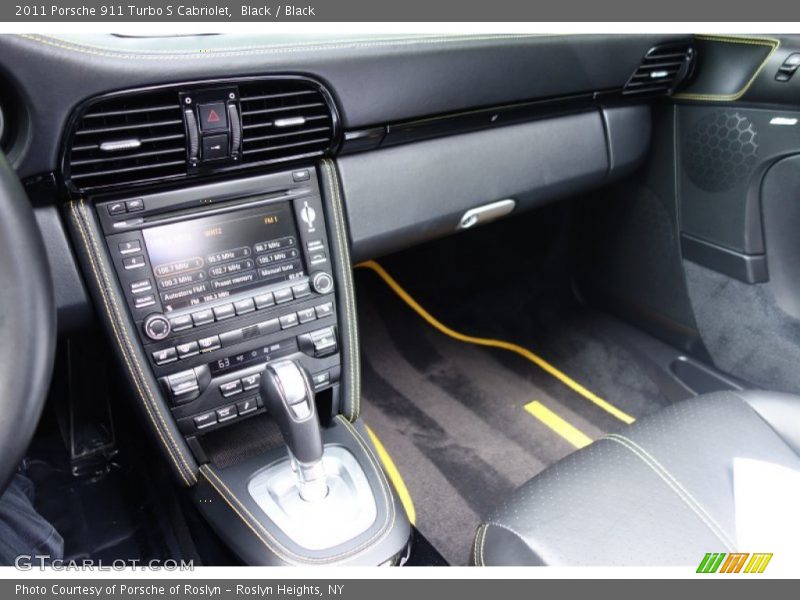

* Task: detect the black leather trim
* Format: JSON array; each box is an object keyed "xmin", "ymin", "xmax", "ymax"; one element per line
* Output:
[
  {"xmin": 192, "ymin": 416, "xmax": 410, "ymax": 565},
  {"xmin": 318, "ymin": 160, "xmax": 361, "ymax": 421},
  {"xmin": 0, "ymin": 33, "xmax": 690, "ymax": 178},
  {"xmin": 66, "ymin": 199, "xmax": 198, "ymax": 486}
]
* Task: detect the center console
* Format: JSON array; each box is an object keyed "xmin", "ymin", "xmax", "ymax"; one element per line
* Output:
[
  {"xmin": 97, "ymin": 169, "xmax": 339, "ymax": 438},
  {"xmin": 68, "ymin": 164, "xmax": 411, "ymax": 566}
]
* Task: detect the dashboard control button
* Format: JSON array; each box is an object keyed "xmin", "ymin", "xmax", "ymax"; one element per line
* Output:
[
  {"xmin": 291, "ymin": 282, "xmax": 311, "ymax": 299},
  {"xmin": 258, "ymin": 318, "xmax": 280, "ymax": 335},
  {"xmin": 234, "ymin": 298, "xmax": 255, "ymax": 315},
  {"xmin": 236, "ymin": 397, "xmax": 258, "ymax": 415},
  {"xmin": 134, "ymin": 294, "xmax": 156, "ymax": 309},
  {"xmin": 191, "ymin": 309, "xmax": 215, "ymax": 327},
  {"xmin": 241, "ymin": 373, "xmax": 261, "ymax": 391},
  {"xmin": 315, "ymin": 302, "xmax": 334, "ymax": 319},
  {"xmin": 176, "ymin": 340, "xmax": 200, "ymax": 359},
  {"xmin": 297, "ymin": 307, "xmax": 316, "ymax": 324},
  {"xmin": 198, "ymin": 335, "xmax": 222, "ymax": 353},
  {"xmin": 213, "ymin": 303, "xmax": 236, "ymax": 321},
  {"xmin": 309, "ymin": 251, "xmax": 327, "ymax": 266},
  {"xmin": 167, "ymin": 369, "xmax": 200, "ymax": 404},
  {"xmin": 130, "ymin": 279, "xmax": 153, "ymax": 295},
  {"xmin": 254, "ymin": 292, "xmax": 275, "ymax": 309},
  {"xmin": 273, "ymin": 288, "xmax": 293, "ymax": 304},
  {"xmin": 143, "ymin": 313, "xmax": 171, "ymax": 341},
  {"xmin": 312, "ymin": 371, "xmax": 330, "ymax": 389},
  {"xmin": 152, "ymin": 347, "xmax": 177, "ymax": 366},
  {"xmin": 279, "ymin": 313, "xmax": 299, "ymax": 329},
  {"xmin": 193, "ymin": 411, "xmax": 217, "ymax": 430},
  {"xmin": 107, "ymin": 201, "xmax": 127, "ymax": 216},
  {"xmin": 220, "ymin": 380, "xmax": 243, "ymax": 398},
  {"xmin": 199, "ymin": 103, "xmax": 228, "ymax": 132},
  {"xmin": 292, "ymin": 169, "xmax": 310, "ymax": 182},
  {"xmin": 118, "ymin": 240, "xmax": 141, "ymax": 255},
  {"xmin": 125, "ymin": 198, "xmax": 144, "ymax": 212},
  {"xmin": 169, "ymin": 314, "xmax": 193, "ymax": 332},
  {"xmin": 307, "ymin": 240, "xmax": 324, "ymax": 252},
  {"xmin": 216, "ymin": 405, "xmax": 237, "ymax": 422},
  {"xmin": 311, "ymin": 272, "xmax": 334, "ymax": 294},
  {"xmin": 202, "ymin": 133, "xmax": 229, "ymax": 160},
  {"xmin": 123, "ymin": 255, "xmax": 146, "ymax": 270},
  {"xmin": 219, "ymin": 328, "xmax": 244, "ymax": 347}
]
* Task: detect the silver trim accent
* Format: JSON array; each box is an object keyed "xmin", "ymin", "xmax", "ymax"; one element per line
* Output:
[
  {"xmin": 457, "ymin": 198, "xmax": 516, "ymax": 230},
  {"xmin": 248, "ymin": 446, "xmax": 377, "ymax": 551},
  {"xmin": 274, "ymin": 116, "xmax": 307, "ymax": 128},
  {"xmin": 770, "ymin": 117, "xmax": 798, "ymax": 126},
  {"xmin": 100, "ymin": 139, "xmax": 142, "ymax": 152}
]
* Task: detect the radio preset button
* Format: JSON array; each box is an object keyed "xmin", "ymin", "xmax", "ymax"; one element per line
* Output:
[
  {"xmin": 273, "ymin": 288, "xmax": 293, "ymax": 304},
  {"xmin": 152, "ymin": 347, "xmax": 177, "ymax": 366},
  {"xmin": 118, "ymin": 240, "xmax": 142, "ymax": 255},
  {"xmin": 219, "ymin": 328, "xmax": 244, "ymax": 347},
  {"xmin": 220, "ymin": 380, "xmax": 243, "ymax": 398},
  {"xmin": 130, "ymin": 279, "xmax": 153, "ymax": 295},
  {"xmin": 279, "ymin": 313, "xmax": 299, "ymax": 329},
  {"xmin": 176, "ymin": 340, "xmax": 200, "ymax": 359},
  {"xmin": 198, "ymin": 335, "xmax": 222, "ymax": 353},
  {"xmin": 193, "ymin": 411, "xmax": 217, "ymax": 430},
  {"xmin": 254, "ymin": 292, "xmax": 275, "ymax": 309},
  {"xmin": 125, "ymin": 198, "xmax": 145, "ymax": 212},
  {"xmin": 123, "ymin": 255, "xmax": 146, "ymax": 270},
  {"xmin": 107, "ymin": 201, "xmax": 127, "ymax": 216},
  {"xmin": 241, "ymin": 374, "xmax": 261, "ymax": 391},
  {"xmin": 258, "ymin": 318, "xmax": 280, "ymax": 335},
  {"xmin": 297, "ymin": 308, "xmax": 316, "ymax": 324},
  {"xmin": 311, "ymin": 272, "xmax": 334, "ymax": 295},
  {"xmin": 236, "ymin": 397, "xmax": 258, "ymax": 415},
  {"xmin": 134, "ymin": 294, "xmax": 156, "ymax": 309},
  {"xmin": 169, "ymin": 314, "xmax": 193, "ymax": 332},
  {"xmin": 234, "ymin": 298, "xmax": 255, "ymax": 315},
  {"xmin": 143, "ymin": 313, "xmax": 171, "ymax": 341},
  {"xmin": 213, "ymin": 303, "xmax": 236, "ymax": 321},
  {"xmin": 315, "ymin": 302, "xmax": 334, "ymax": 319},
  {"xmin": 191, "ymin": 309, "xmax": 215, "ymax": 326},
  {"xmin": 291, "ymin": 282, "xmax": 311, "ymax": 299}
]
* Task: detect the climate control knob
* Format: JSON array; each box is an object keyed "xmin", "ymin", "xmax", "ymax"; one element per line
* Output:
[
  {"xmin": 311, "ymin": 272, "xmax": 334, "ymax": 295},
  {"xmin": 143, "ymin": 313, "xmax": 171, "ymax": 341}
]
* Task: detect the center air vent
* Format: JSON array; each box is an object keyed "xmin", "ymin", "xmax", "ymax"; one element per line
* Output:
[
  {"xmin": 65, "ymin": 89, "xmax": 187, "ymax": 191},
  {"xmin": 623, "ymin": 43, "xmax": 695, "ymax": 96},
  {"xmin": 238, "ymin": 79, "xmax": 336, "ymax": 165}
]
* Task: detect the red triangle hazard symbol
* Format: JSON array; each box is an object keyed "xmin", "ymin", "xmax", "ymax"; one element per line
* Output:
[{"xmin": 207, "ymin": 109, "xmax": 221, "ymax": 123}]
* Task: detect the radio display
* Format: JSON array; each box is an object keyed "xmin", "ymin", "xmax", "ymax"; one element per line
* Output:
[{"xmin": 142, "ymin": 202, "xmax": 304, "ymax": 312}]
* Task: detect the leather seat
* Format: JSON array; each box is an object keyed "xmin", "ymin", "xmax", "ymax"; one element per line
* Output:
[{"xmin": 473, "ymin": 390, "xmax": 800, "ymax": 566}]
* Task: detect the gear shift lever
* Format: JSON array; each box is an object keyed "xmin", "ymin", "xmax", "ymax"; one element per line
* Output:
[{"xmin": 260, "ymin": 359, "xmax": 328, "ymax": 502}]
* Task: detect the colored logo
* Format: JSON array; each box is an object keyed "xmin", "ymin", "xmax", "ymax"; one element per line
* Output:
[{"xmin": 696, "ymin": 552, "xmax": 773, "ymax": 573}]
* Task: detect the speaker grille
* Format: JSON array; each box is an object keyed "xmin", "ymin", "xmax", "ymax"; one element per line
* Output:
[{"xmin": 684, "ymin": 111, "xmax": 759, "ymax": 193}]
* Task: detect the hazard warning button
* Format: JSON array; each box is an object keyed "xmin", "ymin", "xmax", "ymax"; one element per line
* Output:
[{"xmin": 198, "ymin": 103, "xmax": 228, "ymax": 132}]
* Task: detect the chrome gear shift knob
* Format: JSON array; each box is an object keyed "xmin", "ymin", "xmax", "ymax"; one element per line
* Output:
[{"xmin": 260, "ymin": 359, "xmax": 327, "ymax": 502}]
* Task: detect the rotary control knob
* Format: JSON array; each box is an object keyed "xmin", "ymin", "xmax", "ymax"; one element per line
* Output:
[
  {"xmin": 311, "ymin": 272, "xmax": 334, "ymax": 295},
  {"xmin": 143, "ymin": 313, "xmax": 171, "ymax": 341}
]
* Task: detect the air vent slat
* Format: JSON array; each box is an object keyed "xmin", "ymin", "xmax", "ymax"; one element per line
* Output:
[
  {"xmin": 74, "ymin": 118, "xmax": 183, "ymax": 136},
  {"xmin": 82, "ymin": 104, "xmax": 180, "ymax": 119},
  {"xmin": 623, "ymin": 42, "xmax": 695, "ymax": 97},
  {"xmin": 71, "ymin": 159, "xmax": 187, "ymax": 180},
  {"xmin": 238, "ymin": 78, "xmax": 336, "ymax": 167},
  {"xmin": 70, "ymin": 147, "xmax": 186, "ymax": 167}
]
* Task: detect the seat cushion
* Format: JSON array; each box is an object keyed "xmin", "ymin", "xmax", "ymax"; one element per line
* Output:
[{"xmin": 474, "ymin": 390, "xmax": 800, "ymax": 566}]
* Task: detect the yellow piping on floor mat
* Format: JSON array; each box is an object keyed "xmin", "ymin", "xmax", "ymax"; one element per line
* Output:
[
  {"xmin": 357, "ymin": 260, "xmax": 635, "ymax": 425},
  {"xmin": 365, "ymin": 425, "xmax": 417, "ymax": 525},
  {"xmin": 524, "ymin": 401, "xmax": 593, "ymax": 449}
]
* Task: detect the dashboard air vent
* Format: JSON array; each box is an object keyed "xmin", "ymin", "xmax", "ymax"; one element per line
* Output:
[
  {"xmin": 238, "ymin": 79, "xmax": 336, "ymax": 165},
  {"xmin": 623, "ymin": 43, "xmax": 695, "ymax": 96},
  {"xmin": 66, "ymin": 90, "xmax": 187, "ymax": 191}
]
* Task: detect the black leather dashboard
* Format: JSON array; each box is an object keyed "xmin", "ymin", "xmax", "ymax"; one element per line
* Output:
[{"xmin": 0, "ymin": 33, "xmax": 689, "ymax": 178}]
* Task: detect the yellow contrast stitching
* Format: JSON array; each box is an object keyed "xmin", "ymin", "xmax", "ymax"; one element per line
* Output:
[
  {"xmin": 674, "ymin": 35, "xmax": 779, "ymax": 102},
  {"xmin": 70, "ymin": 202, "xmax": 194, "ymax": 486}
]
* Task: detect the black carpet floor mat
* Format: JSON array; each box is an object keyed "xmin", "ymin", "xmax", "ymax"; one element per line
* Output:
[{"xmin": 356, "ymin": 266, "xmax": 671, "ymax": 565}]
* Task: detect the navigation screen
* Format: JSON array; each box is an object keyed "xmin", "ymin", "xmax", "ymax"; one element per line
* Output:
[{"xmin": 142, "ymin": 202, "xmax": 304, "ymax": 312}]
